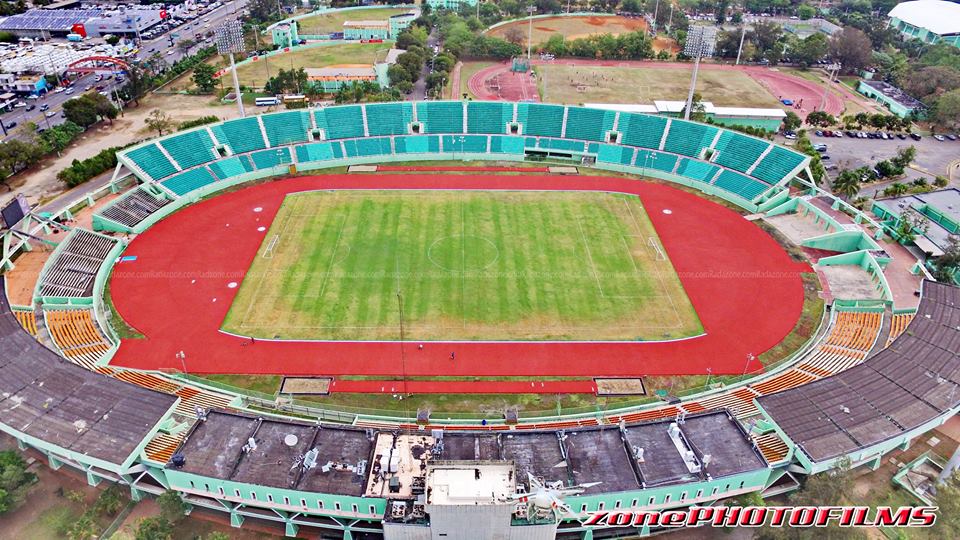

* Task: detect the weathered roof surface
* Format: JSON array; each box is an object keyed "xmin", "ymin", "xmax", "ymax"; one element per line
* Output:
[{"xmin": 0, "ymin": 277, "xmax": 176, "ymax": 466}]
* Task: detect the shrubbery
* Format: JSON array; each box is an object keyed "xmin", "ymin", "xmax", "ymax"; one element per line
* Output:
[{"xmin": 57, "ymin": 146, "xmax": 124, "ymax": 188}]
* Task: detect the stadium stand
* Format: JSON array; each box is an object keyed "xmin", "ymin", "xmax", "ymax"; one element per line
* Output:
[
  {"xmin": 751, "ymin": 146, "xmax": 806, "ymax": 185},
  {"xmin": 296, "ymin": 142, "xmax": 336, "ymax": 163},
  {"xmin": 712, "ymin": 131, "xmax": 770, "ymax": 173},
  {"xmin": 619, "ymin": 113, "xmax": 669, "ymax": 149},
  {"xmin": 161, "ymin": 167, "xmax": 218, "ymax": 196},
  {"xmin": 209, "ymin": 155, "xmax": 256, "ymax": 181},
  {"xmin": 13, "ymin": 309, "xmax": 36, "ymax": 336},
  {"xmin": 318, "ymin": 105, "xmax": 365, "ymax": 139},
  {"xmin": 713, "ymin": 170, "xmax": 770, "ymax": 201},
  {"xmin": 489, "ymin": 135, "xmax": 525, "ymax": 154},
  {"xmin": 125, "ymin": 144, "xmax": 178, "ymax": 181},
  {"xmin": 416, "ymin": 101, "xmax": 464, "ymax": 134},
  {"xmin": 365, "ymin": 102, "xmax": 414, "ymax": 136},
  {"xmin": 97, "ymin": 188, "xmax": 172, "ymax": 228},
  {"xmin": 45, "ymin": 309, "xmax": 112, "ymax": 370},
  {"xmin": 251, "ymin": 148, "xmax": 291, "ymax": 169},
  {"xmin": 261, "ymin": 110, "xmax": 312, "ymax": 146},
  {"xmin": 159, "ymin": 129, "xmax": 218, "ymax": 170},
  {"xmin": 564, "ymin": 106, "xmax": 615, "ymax": 142},
  {"xmin": 758, "ymin": 281, "xmax": 960, "ymax": 463},
  {"xmin": 517, "ymin": 103, "xmax": 564, "ymax": 138},
  {"xmin": 663, "ymin": 120, "xmax": 718, "ymax": 158},
  {"xmin": 675, "ymin": 158, "xmax": 719, "ymax": 184},
  {"xmin": 210, "ymin": 117, "xmax": 267, "ymax": 154},
  {"xmin": 38, "ymin": 229, "xmax": 117, "ymax": 298},
  {"xmin": 344, "ymin": 137, "xmax": 393, "ymax": 157},
  {"xmin": 466, "ymin": 101, "xmax": 512, "ymax": 134},
  {"xmin": 0, "ymin": 275, "xmax": 177, "ymax": 467}
]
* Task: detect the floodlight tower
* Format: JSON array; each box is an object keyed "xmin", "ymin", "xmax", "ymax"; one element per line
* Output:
[
  {"xmin": 682, "ymin": 26, "xmax": 717, "ymax": 121},
  {"xmin": 526, "ymin": 6, "xmax": 537, "ymax": 60},
  {"xmin": 215, "ymin": 20, "xmax": 247, "ymax": 118}
]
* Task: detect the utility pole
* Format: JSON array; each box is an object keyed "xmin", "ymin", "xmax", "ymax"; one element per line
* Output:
[
  {"xmin": 652, "ymin": 0, "xmax": 660, "ymax": 34},
  {"xmin": 735, "ymin": 25, "xmax": 746, "ymax": 65},
  {"xmin": 526, "ymin": 6, "xmax": 537, "ymax": 61}
]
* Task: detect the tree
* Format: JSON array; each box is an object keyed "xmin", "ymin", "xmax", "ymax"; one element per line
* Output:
[
  {"xmin": 0, "ymin": 451, "xmax": 34, "ymax": 514},
  {"xmin": 895, "ymin": 208, "xmax": 928, "ymax": 243},
  {"xmin": 792, "ymin": 32, "xmax": 829, "ymax": 68},
  {"xmin": 751, "ymin": 20, "xmax": 785, "ymax": 64},
  {"xmin": 832, "ymin": 169, "xmax": 861, "ymax": 200},
  {"xmin": 63, "ymin": 96, "xmax": 98, "ymax": 128},
  {"xmin": 66, "ymin": 513, "xmax": 101, "ymax": 540},
  {"xmin": 192, "ymin": 63, "xmax": 217, "ymax": 93},
  {"xmin": 104, "ymin": 34, "xmax": 120, "ymax": 46},
  {"xmin": 93, "ymin": 485, "xmax": 126, "ymax": 517},
  {"xmin": 504, "ymin": 27, "xmax": 525, "ymax": 46},
  {"xmin": 830, "ymin": 27, "xmax": 872, "ymax": 74},
  {"xmin": 783, "ymin": 111, "xmax": 802, "ymax": 131},
  {"xmin": 134, "ymin": 517, "xmax": 173, "ymax": 540},
  {"xmin": 883, "ymin": 182, "xmax": 910, "ymax": 197},
  {"xmin": 680, "ymin": 93, "xmax": 708, "ymax": 122},
  {"xmin": 805, "ymin": 111, "xmax": 836, "ymax": 127},
  {"xmin": 797, "ymin": 4, "xmax": 815, "ymax": 19},
  {"xmin": 933, "ymin": 89, "xmax": 960, "ymax": 128},
  {"xmin": 145, "ymin": 109, "xmax": 174, "ymax": 137},
  {"xmin": 933, "ymin": 236, "xmax": 960, "ymax": 282},
  {"xmin": 157, "ymin": 490, "xmax": 188, "ymax": 523},
  {"xmin": 891, "ymin": 146, "xmax": 917, "ymax": 169}
]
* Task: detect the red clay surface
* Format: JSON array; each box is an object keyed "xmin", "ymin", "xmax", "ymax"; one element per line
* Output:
[
  {"xmin": 469, "ymin": 59, "xmax": 844, "ymax": 116},
  {"xmin": 109, "ymin": 174, "xmax": 809, "ymax": 392}
]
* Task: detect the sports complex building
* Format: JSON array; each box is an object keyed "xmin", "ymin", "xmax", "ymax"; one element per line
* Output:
[{"xmin": 0, "ymin": 101, "xmax": 958, "ymax": 538}]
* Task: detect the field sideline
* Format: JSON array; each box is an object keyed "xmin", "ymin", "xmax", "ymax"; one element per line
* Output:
[{"xmin": 222, "ymin": 190, "xmax": 701, "ymax": 341}]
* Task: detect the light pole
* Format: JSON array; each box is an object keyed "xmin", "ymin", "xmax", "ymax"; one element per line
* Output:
[
  {"xmin": 526, "ymin": 6, "xmax": 537, "ymax": 61},
  {"xmin": 652, "ymin": 0, "xmax": 660, "ymax": 34},
  {"xmin": 215, "ymin": 20, "xmax": 247, "ymax": 118},
  {"xmin": 734, "ymin": 25, "xmax": 746, "ymax": 65},
  {"xmin": 682, "ymin": 26, "xmax": 717, "ymax": 121}
]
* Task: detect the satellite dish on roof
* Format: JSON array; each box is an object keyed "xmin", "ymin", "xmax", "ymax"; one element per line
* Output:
[{"xmin": 284, "ymin": 434, "xmax": 299, "ymax": 447}]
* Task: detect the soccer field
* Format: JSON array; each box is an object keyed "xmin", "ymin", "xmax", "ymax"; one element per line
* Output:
[{"xmin": 222, "ymin": 190, "xmax": 702, "ymax": 341}]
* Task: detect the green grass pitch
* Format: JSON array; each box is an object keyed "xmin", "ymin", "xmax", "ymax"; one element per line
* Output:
[{"xmin": 222, "ymin": 190, "xmax": 702, "ymax": 341}]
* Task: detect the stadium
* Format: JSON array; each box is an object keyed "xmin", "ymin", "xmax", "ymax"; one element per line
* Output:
[{"xmin": 1, "ymin": 100, "xmax": 957, "ymax": 539}]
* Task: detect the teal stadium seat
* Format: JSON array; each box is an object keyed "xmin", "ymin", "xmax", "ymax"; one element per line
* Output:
[
  {"xmin": 211, "ymin": 117, "xmax": 266, "ymax": 154},
  {"xmin": 261, "ymin": 111, "xmax": 311, "ymax": 146},
  {"xmin": 467, "ymin": 101, "xmax": 512, "ymax": 134},
  {"xmin": 517, "ymin": 103, "xmax": 564, "ymax": 137},
  {"xmin": 344, "ymin": 137, "xmax": 392, "ymax": 157},
  {"xmin": 564, "ymin": 106, "xmax": 615, "ymax": 142},
  {"xmin": 618, "ymin": 113, "xmax": 668, "ymax": 149},
  {"xmin": 395, "ymin": 135, "xmax": 433, "ymax": 154},
  {"xmin": 126, "ymin": 144, "xmax": 178, "ymax": 181},
  {"xmin": 319, "ymin": 106, "xmax": 364, "ymax": 139},
  {"xmin": 676, "ymin": 158, "xmax": 720, "ymax": 183},
  {"xmin": 663, "ymin": 119, "xmax": 718, "ymax": 157},
  {"xmin": 489, "ymin": 136, "xmax": 525, "ymax": 154},
  {"xmin": 251, "ymin": 148, "xmax": 290, "ymax": 169},
  {"xmin": 597, "ymin": 144, "xmax": 634, "ymax": 166},
  {"xmin": 161, "ymin": 167, "xmax": 217, "ymax": 196},
  {"xmin": 442, "ymin": 135, "xmax": 487, "ymax": 153},
  {"xmin": 712, "ymin": 131, "xmax": 770, "ymax": 173},
  {"xmin": 159, "ymin": 130, "xmax": 217, "ymax": 170},
  {"xmin": 635, "ymin": 150, "xmax": 677, "ymax": 173},
  {"xmin": 416, "ymin": 101, "xmax": 464, "ymax": 133},
  {"xmin": 528, "ymin": 137, "xmax": 584, "ymax": 152},
  {"xmin": 208, "ymin": 156, "xmax": 253, "ymax": 180},
  {"xmin": 714, "ymin": 170, "xmax": 769, "ymax": 200},
  {"xmin": 751, "ymin": 146, "xmax": 806, "ymax": 184},
  {"xmin": 295, "ymin": 142, "xmax": 335, "ymax": 163},
  {"xmin": 365, "ymin": 103, "xmax": 413, "ymax": 136}
]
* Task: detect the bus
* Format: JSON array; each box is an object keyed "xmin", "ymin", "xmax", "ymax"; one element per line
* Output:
[{"xmin": 255, "ymin": 96, "xmax": 279, "ymax": 107}]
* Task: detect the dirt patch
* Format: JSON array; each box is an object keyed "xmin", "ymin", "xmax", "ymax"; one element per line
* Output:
[
  {"xmin": 487, "ymin": 15, "xmax": 651, "ymax": 48},
  {"xmin": 535, "ymin": 26, "xmax": 555, "ymax": 32},
  {"xmin": 585, "ymin": 17, "xmax": 606, "ymax": 26}
]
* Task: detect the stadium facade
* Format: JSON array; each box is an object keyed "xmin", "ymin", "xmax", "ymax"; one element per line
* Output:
[
  {"xmin": 887, "ymin": 0, "xmax": 960, "ymax": 49},
  {"xmin": 2, "ymin": 102, "xmax": 958, "ymax": 539}
]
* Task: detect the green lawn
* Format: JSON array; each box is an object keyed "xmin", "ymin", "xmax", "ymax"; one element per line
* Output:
[
  {"xmin": 296, "ymin": 7, "xmax": 413, "ymax": 34},
  {"xmin": 223, "ymin": 190, "xmax": 701, "ymax": 341}
]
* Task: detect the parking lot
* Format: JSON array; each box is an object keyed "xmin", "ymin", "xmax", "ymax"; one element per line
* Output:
[{"xmin": 783, "ymin": 131, "xmax": 960, "ymax": 191}]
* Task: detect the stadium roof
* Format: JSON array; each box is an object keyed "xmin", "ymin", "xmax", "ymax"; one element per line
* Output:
[{"xmin": 888, "ymin": 1, "xmax": 960, "ymax": 37}]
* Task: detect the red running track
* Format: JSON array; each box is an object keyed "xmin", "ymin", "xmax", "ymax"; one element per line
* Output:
[
  {"xmin": 109, "ymin": 175, "xmax": 809, "ymax": 392},
  {"xmin": 377, "ymin": 165, "xmax": 551, "ymax": 173}
]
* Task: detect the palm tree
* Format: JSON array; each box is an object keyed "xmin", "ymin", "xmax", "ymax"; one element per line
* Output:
[{"xmin": 832, "ymin": 170, "xmax": 861, "ymax": 200}]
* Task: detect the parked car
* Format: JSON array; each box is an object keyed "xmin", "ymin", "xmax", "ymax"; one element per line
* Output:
[
  {"xmin": 910, "ymin": 133, "xmax": 922, "ymax": 141},
  {"xmin": 897, "ymin": 133, "xmax": 906, "ymax": 140},
  {"xmin": 25, "ymin": 104, "xmax": 35, "ymax": 111},
  {"xmin": 64, "ymin": 88, "xmax": 74, "ymax": 95},
  {"xmin": 935, "ymin": 135, "xmax": 946, "ymax": 141},
  {"xmin": 821, "ymin": 155, "xmax": 831, "ymax": 160},
  {"xmin": 815, "ymin": 130, "xmax": 823, "ymax": 137},
  {"xmin": 784, "ymin": 131, "xmax": 797, "ymax": 140},
  {"xmin": 947, "ymin": 134, "xmax": 958, "ymax": 141},
  {"xmin": 5, "ymin": 121, "xmax": 16, "ymax": 129}
]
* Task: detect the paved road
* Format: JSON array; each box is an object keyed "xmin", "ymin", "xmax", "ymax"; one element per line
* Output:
[
  {"xmin": 410, "ymin": 28, "xmax": 441, "ymax": 100},
  {"xmin": 135, "ymin": 0, "xmax": 249, "ymax": 66}
]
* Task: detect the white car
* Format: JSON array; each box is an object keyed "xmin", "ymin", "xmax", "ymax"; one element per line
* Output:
[
  {"xmin": 45, "ymin": 111, "xmax": 55, "ymax": 118},
  {"xmin": 166, "ymin": 50, "xmax": 175, "ymax": 55},
  {"xmin": 65, "ymin": 88, "xmax": 74, "ymax": 95}
]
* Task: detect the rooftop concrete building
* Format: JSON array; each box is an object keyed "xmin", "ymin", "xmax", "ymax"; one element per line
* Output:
[{"xmin": 888, "ymin": 0, "xmax": 960, "ymax": 49}]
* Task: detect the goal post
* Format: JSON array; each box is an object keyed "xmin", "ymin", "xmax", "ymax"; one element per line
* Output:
[
  {"xmin": 262, "ymin": 234, "xmax": 280, "ymax": 259},
  {"xmin": 648, "ymin": 236, "xmax": 666, "ymax": 261}
]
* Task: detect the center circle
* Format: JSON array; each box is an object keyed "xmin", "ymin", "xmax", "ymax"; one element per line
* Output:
[{"xmin": 427, "ymin": 235, "xmax": 500, "ymax": 272}]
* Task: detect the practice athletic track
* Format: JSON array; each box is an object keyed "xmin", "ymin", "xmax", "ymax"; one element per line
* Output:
[{"xmin": 109, "ymin": 174, "xmax": 809, "ymax": 393}]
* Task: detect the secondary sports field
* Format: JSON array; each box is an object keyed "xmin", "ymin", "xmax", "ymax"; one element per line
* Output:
[
  {"xmin": 488, "ymin": 15, "xmax": 646, "ymax": 46},
  {"xmin": 538, "ymin": 63, "xmax": 782, "ymax": 107},
  {"xmin": 232, "ymin": 42, "xmax": 386, "ymax": 89},
  {"xmin": 223, "ymin": 190, "xmax": 701, "ymax": 341},
  {"xmin": 295, "ymin": 7, "xmax": 412, "ymax": 34}
]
